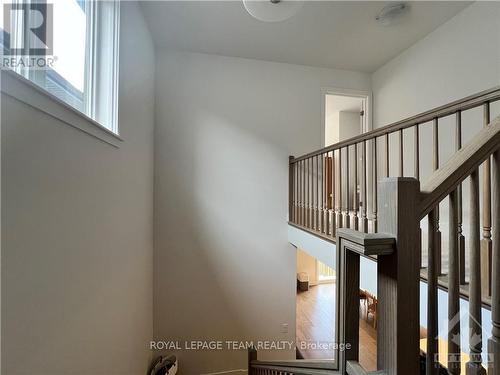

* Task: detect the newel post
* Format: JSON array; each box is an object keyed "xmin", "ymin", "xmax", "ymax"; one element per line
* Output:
[
  {"xmin": 377, "ymin": 177, "xmax": 420, "ymax": 375},
  {"xmin": 247, "ymin": 346, "xmax": 257, "ymax": 375}
]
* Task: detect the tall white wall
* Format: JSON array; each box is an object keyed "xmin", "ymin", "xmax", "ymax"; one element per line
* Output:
[
  {"xmin": 372, "ymin": 1, "xmax": 500, "ymax": 128},
  {"xmin": 153, "ymin": 50, "xmax": 370, "ymax": 374},
  {"xmin": 1, "ymin": 3, "xmax": 155, "ymax": 374}
]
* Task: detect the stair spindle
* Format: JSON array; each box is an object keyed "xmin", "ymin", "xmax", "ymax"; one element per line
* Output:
[
  {"xmin": 385, "ymin": 133, "xmax": 390, "ymax": 177},
  {"xmin": 362, "ymin": 140, "xmax": 368, "ymax": 232},
  {"xmin": 353, "ymin": 143, "xmax": 359, "ymax": 230},
  {"xmin": 345, "ymin": 146, "xmax": 351, "ymax": 228},
  {"xmin": 488, "ymin": 149, "xmax": 500, "ymax": 374},
  {"xmin": 448, "ymin": 189, "xmax": 461, "ymax": 374},
  {"xmin": 456, "ymin": 111, "xmax": 466, "ymax": 285},
  {"xmin": 466, "ymin": 168, "xmax": 486, "ymax": 375},
  {"xmin": 432, "ymin": 118, "xmax": 443, "ymax": 275},
  {"xmin": 337, "ymin": 149, "xmax": 343, "ymax": 229},
  {"xmin": 331, "ymin": 150, "xmax": 336, "ymax": 237},
  {"xmin": 427, "ymin": 208, "xmax": 439, "ymax": 375},
  {"xmin": 481, "ymin": 103, "xmax": 492, "ymax": 298},
  {"xmin": 399, "ymin": 129, "xmax": 404, "ymax": 177},
  {"xmin": 372, "ymin": 137, "xmax": 378, "ymax": 232}
]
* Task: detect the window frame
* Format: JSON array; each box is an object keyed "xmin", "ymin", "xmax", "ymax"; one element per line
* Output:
[{"xmin": 1, "ymin": 0, "xmax": 120, "ymax": 135}]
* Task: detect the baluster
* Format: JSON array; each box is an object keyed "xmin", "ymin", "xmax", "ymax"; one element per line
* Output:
[
  {"xmin": 385, "ymin": 133, "xmax": 390, "ymax": 177},
  {"xmin": 309, "ymin": 157, "xmax": 314, "ymax": 229},
  {"xmin": 415, "ymin": 125, "xmax": 423, "ymax": 269},
  {"xmin": 362, "ymin": 140, "xmax": 368, "ymax": 232},
  {"xmin": 481, "ymin": 103, "xmax": 492, "ymax": 298},
  {"xmin": 289, "ymin": 156, "xmax": 294, "ymax": 223},
  {"xmin": 301, "ymin": 159, "xmax": 306, "ymax": 227},
  {"xmin": 467, "ymin": 168, "xmax": 486, "ymax": 375},
  {"xmin": 337, "ymin": 149, "xmax": 343, "ymax": 229},
  {"xmin": 295, "ymin": 161, "xmax": 302, "ymax": 225},
  {"xmin": 316, "ymin": 155, "xmax": 320, "ymax": 231},
  {"xmin": 353, "ymin": 143, "xmax": 359, "ymax": 230},
  {"xmin": 414, "ymin": 125, "xmax": 420, "ymax": 180},
  {"xmin": 448, "ymin": 189, "xmax": 461, "ymax": 374},
  {"xmin": 427, "ymin": 208, "xmax": 439, "ymax": 375},
  {"xmin": 345, "ymin": 147, "xmax": 351, "ymax": 228},
  {"xmin": 456, "ymin": 111, "xmax": 467, "ymax": 285},
  {"xmin": 399, "ymin": 129, "xmax": 404, "ymax": 177},
  {"xmin": 295, "ymin": 161, "xmax": 299, "ymax": 224},
  {"xmin": 320, "ymin": 153, "xmax": 325, "ymax": 233},
  {"xmin": 488, "ymin": 148, "xmax": 500, "ymax": 374},
  {"xmin": 307, "ymin": 157, "xmax": 311, "ymax": 228},
  {"xmin": 331, "ymin": 150, "xmax": 336, "ymax": 237},
  {"xmin": 324, "ymin": 153, "xmax": 330, "ymax": 235},
  {"xmin": 433, "ymin": 118, "xmax": 443, "ymax": 275},
  {"xmin": 372, "ymin": 137, "xmax": 378, "ymax": 233}
]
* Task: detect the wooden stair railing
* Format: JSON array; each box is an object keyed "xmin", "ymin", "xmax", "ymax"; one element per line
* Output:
[
  {"xmin": 289, "ymin": 86, "xmax": 500, "ymax": 303},
  {"xmin": 417, "ymin": 115, "xmax": 500, "ymax": 375}
]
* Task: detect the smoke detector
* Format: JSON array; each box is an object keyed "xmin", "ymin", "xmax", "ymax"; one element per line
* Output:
[{"xmin": 375, "ymin": 3, "xmax": 411, "ymax": 26}]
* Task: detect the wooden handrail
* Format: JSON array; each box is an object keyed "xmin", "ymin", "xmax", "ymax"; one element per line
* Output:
[
  {"xmin": 291, "ymin": 86, "xmax": 500, "ymax": 163},
  {"xmin": 419, "ymin": 115, "xmax": 500, "ymax": 220}
]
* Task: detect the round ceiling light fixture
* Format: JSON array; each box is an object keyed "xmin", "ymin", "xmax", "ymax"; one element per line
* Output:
[
  {"xmin": 375, "ymin": 3, "xmax": 411, "ymax": 26},
  {"xmin": 243, "ymin": 0, "xmax": 303, "ymax": 22}
]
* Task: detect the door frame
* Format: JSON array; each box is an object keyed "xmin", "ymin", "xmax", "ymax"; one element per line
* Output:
[{"xmin": 320, "ymin": 87, "xmax": 373, "ymax": 147}]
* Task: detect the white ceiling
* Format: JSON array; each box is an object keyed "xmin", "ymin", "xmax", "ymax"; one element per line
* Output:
[{"xmin": 140, "ymin": 1, "xmax": 470, "ymax": 73}]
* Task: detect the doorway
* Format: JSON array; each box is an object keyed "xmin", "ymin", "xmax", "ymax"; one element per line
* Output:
[{"xmin": 322, "ymin": 90, "xmax": 371, "ymax": 147}]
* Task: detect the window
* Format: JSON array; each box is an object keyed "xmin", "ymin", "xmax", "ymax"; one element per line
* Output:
[{"xmin": 1, "ymin": 0, "xmax": 120, "ymax": 133}]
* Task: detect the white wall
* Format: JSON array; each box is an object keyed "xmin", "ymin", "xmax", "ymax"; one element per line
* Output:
[
  {"xmin": 153, "ymin": 50, "xmax": 370, "ymax": 374},
  {"xmin": 372, "ymin": 1, "xmax": 500, "ymax": 128},
  {"xmin": 1, "ymin": 3, "xmax": 155, "ymax": 374}
]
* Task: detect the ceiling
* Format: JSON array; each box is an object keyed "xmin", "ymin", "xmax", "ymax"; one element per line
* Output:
[{"xmin": 140, "ymin": 1, "xmax": 470, "ymax": 73}]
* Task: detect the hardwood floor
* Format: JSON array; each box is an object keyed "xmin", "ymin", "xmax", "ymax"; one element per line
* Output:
[{"xmin": 296, "ymin": 283, "xmax": 377, "ymax": 372}]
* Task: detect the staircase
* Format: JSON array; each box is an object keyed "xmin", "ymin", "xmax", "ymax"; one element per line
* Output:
[{"xmin": 250, "ymin": 88, "xmax": 500, "ymax": 375}]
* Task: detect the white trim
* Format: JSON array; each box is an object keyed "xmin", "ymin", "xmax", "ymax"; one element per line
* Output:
[
  {"xmin": 1, "ymin": 69, "xmax": 123, "ymax": 147},
  {"xmin": 320, "ymin": 87, "xmax": 373, "ymax": 147}
]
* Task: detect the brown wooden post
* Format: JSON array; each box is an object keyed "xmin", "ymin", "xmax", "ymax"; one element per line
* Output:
[
  {"xmin": 481, "ymin": 103, "xmax": 492, "ymax": 298},
  {"xmin": 248, "ymin": 346, "xmax": 257, "ymax": 375},
  {"xmin": 337, "ymin": 149, "xmax": 343, "ymax": 229},
  {"xmin": 331, "ymin": 150, "xmax": 336, "ymax": 237},
  {"xmin": 448, "ymin": 189, "xmax": 461, "ymax": 374},
  {"xmin": 362, "ymin": 140, "xmax": 368, "ymax": 233},
  {"xmin": 399, "ymin": 129, "xmax": 404, "ymax": 177},
  {"xmin": 427, "ymin": 208, "xmax": 439, "ymax": 375},
  {"xmin": 377, "ymin": 177, "xmax": 420, "ymax": 375},
  {"xmin": 432, "ymin": 118, "xmax": 443, "ymax": 275},
  {"xmin": 488, "ymin": 149, "xmax": 500, "ymax": 375},
  {"xmin": 345, "ymin": 146, "xmax": 351, "ymax": 228},
  {"xmin": 353, "ymin": 143, "xmax": 359, "ymax": 230},
  {"xmin": 456, "ymin": 111, "xmax": 467, "ymax": 285},
  {"xmin": 466, "ymin": 168, "xmax": 486, "ymax": 375}
]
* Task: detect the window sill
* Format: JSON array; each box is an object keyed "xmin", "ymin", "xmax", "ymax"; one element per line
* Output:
[{"xmin": 1, "ymin": 69, "xmax": 123, "ymax": 148}]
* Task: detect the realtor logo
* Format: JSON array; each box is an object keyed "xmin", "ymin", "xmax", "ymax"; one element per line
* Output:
[{"xmin": 3, "ymin": 3, "xmax": 53, "ymax": 55}]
